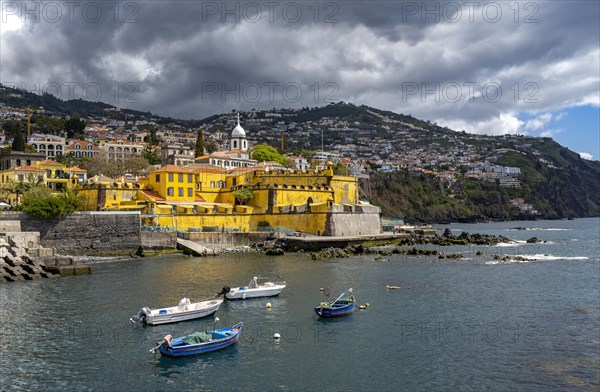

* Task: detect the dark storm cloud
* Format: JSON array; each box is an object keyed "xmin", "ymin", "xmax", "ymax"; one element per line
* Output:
[{"xmin": 1, "ymin": 1, "xmax": 598, "ymax": 133}]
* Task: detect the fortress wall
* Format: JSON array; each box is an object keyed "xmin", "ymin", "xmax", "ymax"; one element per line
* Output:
[
  {"xmin": 325, "ymin": 212, "xmax": 382, "ymax": 236},
  {"xmin": 0, "ymin": 212, "xmax": 141, "ymax": 256}
]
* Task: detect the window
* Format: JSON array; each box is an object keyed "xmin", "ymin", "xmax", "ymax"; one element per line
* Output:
[
  {"xmin": 188, "ymin": 174, "xmax": 193, "ymax": 183},
  {"xmin": 210, "ymin": 181, "xmax": 215, "ymax": 188},
  {"xmin": 188, "ymin": 188, "xmax": 193, "ymax": 197},
  {"xmin": 155, "ymin": 174, "xmax": 160, "ymax": 182},
  {"xmin": 178, "ymin": 173, "xmax": 183, "ymax": 183},
  {"xmin": 168, "ymin": 173, "xmax": 174, "ymax": 182},
  {"xmin": 178, "ymin": 187, "xmax": 184, "ymax": 197},
  {"xmin": 76, "ymin": 144, "xmax": 81, "ymax": 149},
  {"xmin": 87, "ymin": 145, "xmax": 92, "ymax": 150},
  {"xmin": 18, "ymin": 175, "xmax": 23, "ymax": 181},
  {"xmin": 167, "ymin": 187, "xmax": 174, "ymax": 196},
  {"xmin": 233, "ymin": 140, "xmax": 237, "ymax": 149}
]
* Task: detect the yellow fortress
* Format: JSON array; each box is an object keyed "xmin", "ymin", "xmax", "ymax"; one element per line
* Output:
[{"xmin": 78, "ymin": 117, "xmax": 382, "ymax": 236}]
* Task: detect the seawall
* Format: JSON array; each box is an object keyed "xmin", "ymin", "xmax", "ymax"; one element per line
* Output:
[{"xmin": 0, "ymin": 211, "xmax": 141, "ymax": 256}]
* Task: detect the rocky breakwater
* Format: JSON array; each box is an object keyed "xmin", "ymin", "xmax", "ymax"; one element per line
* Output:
[
  {"xmin": 310, "ymin": 230, "xmax": 514, "ymax": 261},
  {"xmin": 0, "ymin": 219, "xmax": 90, "ymax": 282},
  {"xmin": 0, "ymin": 236, "xmax": 60, "ymax": 282}
]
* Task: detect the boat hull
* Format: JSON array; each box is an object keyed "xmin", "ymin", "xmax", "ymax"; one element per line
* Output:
[
  {"xmin": 314, "ymin": 302, "xmax": 355, "ymax": 318},
  {"xmin": 225, "ymin": 285, "xmax": 285, "ymax": 300},
  {"xmin": 158, "ymin": 324, "xmax": 243, "ymax": 358},
  {"xmin": 145, "ymin": 300, "xmax": 223, "ymax": 325}
]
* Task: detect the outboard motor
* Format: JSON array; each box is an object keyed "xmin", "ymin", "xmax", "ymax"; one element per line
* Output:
[
  {"xmin": 130, "ymin": 307, "xmax": 149, "ymax": 324},
  {"xmin": 217, "ymin": 286, "xmax": 231, "ymax": 297}
]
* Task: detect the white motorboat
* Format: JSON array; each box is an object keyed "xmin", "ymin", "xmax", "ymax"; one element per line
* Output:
[
  {"xmin": 130, "ymin": 297, "xmax": 223, "ymax": 325},
  {"xmin": 219, "ymin": 277, "xmax": 286, "ymax": 300}
]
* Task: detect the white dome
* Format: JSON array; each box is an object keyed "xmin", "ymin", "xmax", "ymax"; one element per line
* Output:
[
  {"xmin": 232, "ymin": 113, "xmax": 246, "ymax": 137},
  {"xmin": 232, "ymin": 123, "xmax": 246, "ymax": 137}
]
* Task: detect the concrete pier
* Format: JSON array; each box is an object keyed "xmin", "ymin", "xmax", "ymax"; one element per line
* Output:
[{"xmin": 176, "ymin": 237, "xmax": 219, "ymax": 256}]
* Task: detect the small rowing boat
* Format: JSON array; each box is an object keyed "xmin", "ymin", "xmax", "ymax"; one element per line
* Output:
[
  {"xmin": 152, "ymin": 322, "xmax": 243, "ymax": 357},
  {"xmin": 315, "ymin": 290, "xmax": 355, "ymax": 318}
]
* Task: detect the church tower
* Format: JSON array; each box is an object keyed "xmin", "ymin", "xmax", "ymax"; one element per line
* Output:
[{"xmin": 230, "ymin": 113, "xmax": 248, "ymax": 152}]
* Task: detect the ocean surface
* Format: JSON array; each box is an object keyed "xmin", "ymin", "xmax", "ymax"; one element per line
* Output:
[{"xmin": 0, "ymin": 218, "xmax": 598, "ymax": 391}]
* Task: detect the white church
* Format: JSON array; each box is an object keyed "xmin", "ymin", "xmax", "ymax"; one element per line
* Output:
[{"xmin": 195, "ymin": 113, "xmax": 257, "ymax": 169}]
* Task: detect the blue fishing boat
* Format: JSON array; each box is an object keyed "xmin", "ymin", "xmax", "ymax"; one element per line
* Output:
[
  {"xmin": 314, "ymin": 291, "xmax": 355, "ymax": 318},
  {"xmin": 153, "ymin": 322, "xmax": 243, "ymax": 357}
]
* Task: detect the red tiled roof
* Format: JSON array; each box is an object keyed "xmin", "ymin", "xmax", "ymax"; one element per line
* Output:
[
  {"xmin": 151, "ymin": 165, "xmax": 192, "ymax": 174},
  {"xmin": 139, "ymin": 189, "xmax": 165, "ymax": 201}
]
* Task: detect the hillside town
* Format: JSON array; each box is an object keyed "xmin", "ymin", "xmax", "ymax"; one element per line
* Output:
[{"xmin": 0, "ymin": 98, "xmax": 564, "ymax": 217}]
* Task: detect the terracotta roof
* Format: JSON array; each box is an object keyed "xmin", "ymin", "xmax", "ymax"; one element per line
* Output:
[
  {"xmin": 139, "ymin": 189, "xmax": 165, "ymax": 201},
  {"xmin": 14, "ymin": 165, "xmax": 45, "ymax": 172},
  {"xmin": 184, "ymin": 163, "xmax": 226, "ymax": 174},
  {"xmin": 88, "ymin": 175, "xmax": 115, "ymax": 183},
  {"xmin": 68, "ymin": 167, "xmax": 87, "ymax": 173},
  {"xmin": 151, "ymin": 165, "xmax": 193, "ymax": 174},
  {"xmin": 38, "ymin": 159, "xmax": 63, "ymax": 166}
]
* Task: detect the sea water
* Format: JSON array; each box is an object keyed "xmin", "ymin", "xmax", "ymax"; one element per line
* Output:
[{"xmin": 0, "ymin": 218, "xmax": 598, "ymax": 391}]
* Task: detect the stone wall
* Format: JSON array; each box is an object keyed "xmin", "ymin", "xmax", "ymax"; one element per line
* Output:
[
  {"xmin": 0, "ymin": 211, "xmax": 141, "ymax": 256},
  {"xmin": 141, "ymin": 232, "xmax": 177, "ymax": 249},
  {"xmin": 178, "ymin": 232, "xmax": 270, "ymax": 247},
  {"xmin": 324, "ymin": 212, "xmax": 382, "ymax": 236}
]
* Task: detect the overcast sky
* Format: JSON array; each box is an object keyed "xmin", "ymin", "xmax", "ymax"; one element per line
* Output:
[{"xmin": 1, "ymin": 1, "xmax": 599, "ymax": 158}]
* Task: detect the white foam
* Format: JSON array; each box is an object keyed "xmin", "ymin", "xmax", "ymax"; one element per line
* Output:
[
  {"xmin": 507, "ymin": 228, "xmax": 571, "ymax": 231},
  {"xmin": 485, "ymin": 254, "xmax": 589, "ymax": 265},
  {"xmin": 495, "ymin": 240, "xmax": 527, "ymax": 247},
  {"xmin": 524, "ymin": 254, "xmax": 588, "ymax": 261}
]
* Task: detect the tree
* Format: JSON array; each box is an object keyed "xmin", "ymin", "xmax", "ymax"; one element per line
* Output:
[
  {"xmin": 195, "ymin": 128, "xmax": 205, "ymax": 157},
  {"xmin": 11, "ymin": 129, "xmax": 26, "ymax": 151},
  {"xmin": 233, "ymin": 189, "xmax": 253, "ymax": 205},
  {"xmin": 250, "ymin": 144, "xmax": 292, "ymax": 166},
  {"xmin": 120, "ymin": 156, "xmax": 151, "ymax": 176},
  {"xmin": 205, "ymin": 139, "xmax": 218, "ymax": 154},
  {"xmin": 18, "ymin": 186, "xmax": 80, "ymax": 218},
  {"xmin": 65, "ymin": 117, "xmax": 86, "ymax": 138},
  {"xmin": 2, "ymin": 120, "xmax": 22, "ymax": 138},
  {"xmin": 141, "ymin": 146, "xmax": 161, "ymax": 165},
  {"xmin": 32, "ymin": 116, "xmax": 65, "ymax": 135},
  {"xmin": 144, "ymin": 127, "xmax": 160, "ymax": 145},
  {"xmin": 333, "ymin": 163, "xmax": 352, "ymax": 176}
]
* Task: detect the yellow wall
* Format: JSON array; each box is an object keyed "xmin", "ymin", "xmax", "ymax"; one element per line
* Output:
[{"xmin": 79, "ymin": 164, "xmax": 362, "ymax": 235}]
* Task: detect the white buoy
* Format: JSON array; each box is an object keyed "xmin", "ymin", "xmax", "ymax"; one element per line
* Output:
[
  {"xmin": 266, "ymin": 302, "xmax": 272, "ymax": 309},
  {"xmin": 273, "ymin": 333, "xmax": 281, "ymax": 339}
]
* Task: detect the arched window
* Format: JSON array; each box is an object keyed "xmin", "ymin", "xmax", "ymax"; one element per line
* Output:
[
  {"xmin": 233, "ymin": 140, "xmax": 237, "ymax": 149},
  {"xmin": 87, "ymin": 145, "xmax": 92, "ymax": 150},
  {"xmin": 76, "ymin": 144, "xmax": 81, "ymax": 149}
]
